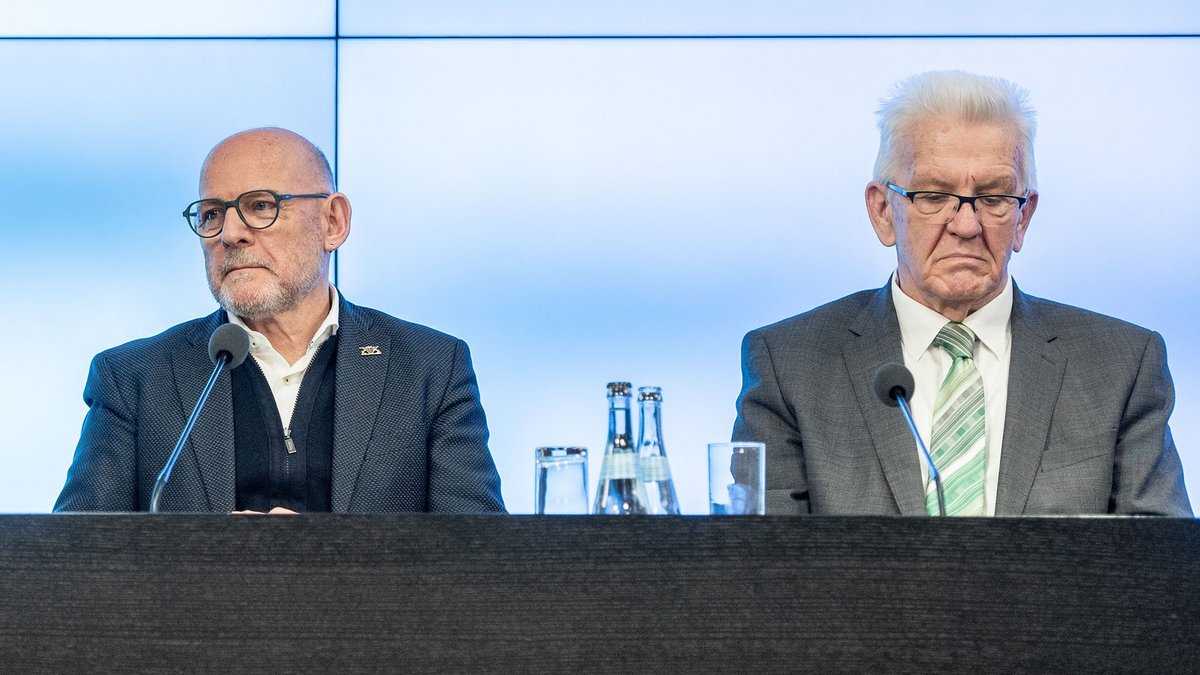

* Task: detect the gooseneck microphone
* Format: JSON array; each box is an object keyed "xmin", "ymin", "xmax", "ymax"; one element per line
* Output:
[
  {"xmin": 149, "ymin": 323, "xmax": 250, "ymax": 513},
  {"xmin": 873, "ymin": 363, "xmax": 945, "ymax": 517}
]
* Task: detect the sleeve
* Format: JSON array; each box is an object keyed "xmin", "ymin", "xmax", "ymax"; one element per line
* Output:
[
  {"xmin": 425, "ymin": 339, "xmax": 507, "ymax": 513},
  {"xmin": 1111, "ymin": 331, "xmax": 1192, "ymax": 516},
  {"xmin": 732, "ymin": 330, "xmax": 810, "ymax": 515},
  {"xmin": 53, "ymin": 353, "xmax": 140, "ymax": 512}
]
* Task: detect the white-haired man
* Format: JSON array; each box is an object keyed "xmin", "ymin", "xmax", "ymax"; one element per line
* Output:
[{"xmin": 733, "ymin": 71, "xmax": 1190, "ymax": 516}]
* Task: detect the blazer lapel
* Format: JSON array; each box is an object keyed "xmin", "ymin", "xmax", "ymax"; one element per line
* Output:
[
  {"xmin": 843, "ymin": 284, "xmax": 928, "ymax": 515},
  {"xmin": 331, "ymin": 299, "xmax": 390, "ymax": 512},
  {"xmin": 170, "ymin": 311, "xmax": 236, "ymax": 512},
  {"xmin": 995, "ymin": 288, "xmax": 1065, "ymax": 514}
]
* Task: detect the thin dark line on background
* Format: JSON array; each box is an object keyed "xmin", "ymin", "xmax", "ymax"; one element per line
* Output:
[
  {"xmin": 0, "ymin": 35, "xmax": 335, "ymax": 40},
  {"xmin": 2, "ymin": 33, "xmax": 1197, "ymax": 41},
  {"xmin": 325, "ymin": 32, "xmax": 1200, "ymax": 40},
  {"xmin": 332, "ymin": 0, "xmax": 341, "ymax": 288}
]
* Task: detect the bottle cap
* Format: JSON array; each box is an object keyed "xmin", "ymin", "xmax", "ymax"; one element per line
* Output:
[
  {"xmin": 638, "ymin": 386, "xmax": 662, "ymax": 401},
  {"xmin": 606, "ymin": 382, "xmax": 632, "ymax": 396}
]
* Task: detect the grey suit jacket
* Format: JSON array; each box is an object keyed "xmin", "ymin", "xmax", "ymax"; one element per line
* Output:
[
  {"xmin": 733, "ymin": 282, "xmax": 1191, "ymax": 516},
  {"xmin": 54, "ymin": 298, "xmax": 505, "ymax": 513}
]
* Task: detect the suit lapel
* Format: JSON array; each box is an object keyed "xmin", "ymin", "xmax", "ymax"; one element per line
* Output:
[
  {"xmin": 331, "ymin": 300, "xmax": 390, "ymax": 512},
  {"xmin": 995, "ymin": 289, "xmax": 1065, "ymax": 514},
  {"xmin": 843, "ymin": 284, "xmax": 927, "ymax": 515},
  {"xmin": 170, "ymin": 311, "xmax": 236, "ymax": 512}
]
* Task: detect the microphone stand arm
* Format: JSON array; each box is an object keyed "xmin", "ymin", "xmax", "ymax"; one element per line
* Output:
[
  {"xmin": 149, "ymin": 354, "xmax": 230, "ymax": 513},
  {"xmin": 894, "ymin": 394, "xmax": 945, "ymax": 517}
]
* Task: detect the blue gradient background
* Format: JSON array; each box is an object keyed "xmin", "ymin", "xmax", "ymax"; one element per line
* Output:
[{"xmin": 1, "ymin": 2, "xmax": 1197, "ymax": 514}]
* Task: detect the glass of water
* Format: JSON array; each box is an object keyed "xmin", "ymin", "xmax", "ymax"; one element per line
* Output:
[
  {"xmin": 534, "ymin": 447, "xmax": 589, "ymax": 515},
  {"xmin": 708, "ymin": 442, "xmax": 766, "ymax": 515}
]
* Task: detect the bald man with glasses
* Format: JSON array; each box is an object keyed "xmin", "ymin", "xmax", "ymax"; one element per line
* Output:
[{"xmin": 56, "ymin": 127, "xmax": 505, "ymax": 514}]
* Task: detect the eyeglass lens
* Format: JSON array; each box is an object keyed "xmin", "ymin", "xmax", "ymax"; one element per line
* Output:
[
  {"xmin": 189, "ymin": 191, "xmax": 279, "ymax": 235},
  {"xmin": 911, "ymin": 193, "xmax": 1019, "ymax": 221}
]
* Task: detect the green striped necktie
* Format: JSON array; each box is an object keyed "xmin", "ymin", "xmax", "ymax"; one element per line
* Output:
[{"xmin": 926, "ymin": 322, "xmax": 987, "ymax": 516}]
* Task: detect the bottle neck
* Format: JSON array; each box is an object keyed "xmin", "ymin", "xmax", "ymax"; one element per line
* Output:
[
  {"xmin": 607, "ymin": 395, "xmax": 633, "ymax": 451},
  {"xmin": 638, "ymin": 399, "xmax": 664, "ymax": 451}
]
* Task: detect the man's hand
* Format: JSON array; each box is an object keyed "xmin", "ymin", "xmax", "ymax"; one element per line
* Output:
[{"xmin": 231, "ymin": 507, "xmax": 300, "ymax": 515}]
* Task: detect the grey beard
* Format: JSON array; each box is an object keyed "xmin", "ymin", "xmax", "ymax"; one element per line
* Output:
[
  {"xmin": 214, "ymin": 282, "xmax": 291, "ymax": 322},
  {"xmin": 208, "ymin": 256, "xmax": 327, "ymax": 323},
  {"xmin": 205, "ymin": 232, "xmax": 330, "ymax": 321}
]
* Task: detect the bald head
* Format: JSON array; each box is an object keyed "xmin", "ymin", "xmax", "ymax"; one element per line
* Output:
[{"xmin": 200, "ymin": 127, "xmax": 334, "ymax": 197}]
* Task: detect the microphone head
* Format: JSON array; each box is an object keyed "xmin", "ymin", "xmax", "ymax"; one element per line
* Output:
[
  {"xmin": 872, "ymin": 362, "xmax": 915, "ymax": 407},
  {"xmin": 209, "ymin": 323, "xmax": 250, "ymax": 369}
]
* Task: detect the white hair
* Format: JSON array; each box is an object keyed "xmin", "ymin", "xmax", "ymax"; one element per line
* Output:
[{"xmin": 873, "ymin": 70, "xmax": 1038, "ymax": 190}]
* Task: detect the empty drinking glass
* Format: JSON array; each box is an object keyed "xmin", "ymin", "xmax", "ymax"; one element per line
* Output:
[
  {"xmin": 708, "ymin": 442, "xmax": 766, "ymax": 515},
  {"xmin": 534, "ymin": 447, "xmax": 589, "ymax": 515}
]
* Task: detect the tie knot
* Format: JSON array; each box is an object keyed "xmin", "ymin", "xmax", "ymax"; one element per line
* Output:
[{"xmin": 934, "ymin": 322, "xmax": 975, "ymax": 360}]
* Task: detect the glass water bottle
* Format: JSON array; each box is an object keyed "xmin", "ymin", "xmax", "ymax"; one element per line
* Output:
[
  {"xmin": 593, "ymin": 382, "xmax": 649, "ymax": 515},
  {"xmin": 637, "ymin": 386, "xmax": 680, "ymax": 515}
]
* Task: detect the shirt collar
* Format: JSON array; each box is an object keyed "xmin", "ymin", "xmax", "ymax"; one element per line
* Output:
[
  {"xmin": 228, "ymin": 285, "xmax": 341, "ymax": 356},
  {"xmin": 891, "ymin": 273, "xmax": 1012, "ymax": 361}
]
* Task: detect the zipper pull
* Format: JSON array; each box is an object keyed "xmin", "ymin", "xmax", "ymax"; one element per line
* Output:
[{"xmin": 284, "ymin": 428, "xmax": 297, "ymax": 454}]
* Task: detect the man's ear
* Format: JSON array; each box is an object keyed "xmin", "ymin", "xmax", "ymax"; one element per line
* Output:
[
  {"xmin": 866, "ymin": 182, "xmax": 897, "ymax": 247},
  {"xmin": 322, "ymin": 193, "xmax": 352, "ymax": 250}
]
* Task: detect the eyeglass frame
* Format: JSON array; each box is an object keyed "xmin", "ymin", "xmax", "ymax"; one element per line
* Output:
[
  {"xmin": 885, "ymin": 182, "xmax": 1028, "ymax": 222},
  {"xmin": 182, "ymin": 189, "xmax": 331, "ymax": 238}
]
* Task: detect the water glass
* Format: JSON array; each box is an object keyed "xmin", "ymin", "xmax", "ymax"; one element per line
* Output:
[
  {"xmin": 534, "ymin": 447, "xmax": 589, "ymax": 515},
  {"xmin": 708, "ymin": 442, "xmax": 766, "ymax": 515}
]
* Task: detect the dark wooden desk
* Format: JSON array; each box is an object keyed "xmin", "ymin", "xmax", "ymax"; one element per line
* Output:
[{"xmin": 1, "ymin": 515, "xmax": 1196, "ymax": 672}]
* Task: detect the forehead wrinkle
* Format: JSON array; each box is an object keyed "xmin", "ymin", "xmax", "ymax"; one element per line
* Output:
[
  {"xmin": 910, "ymin": 165, "xmax": 1018, "ymax": 192},
  {"xmin": 904, "ymin": 121, "xmax": 1022, "ymax": 192}
]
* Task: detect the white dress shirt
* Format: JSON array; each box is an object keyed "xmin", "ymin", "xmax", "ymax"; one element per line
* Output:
[
  {"xmin": 891, "ymin": 274, "xmax": 1012, "ymax": 516},
  {"xmin": 228, "ymin": 286, "xmax": 341, "ymax": 429}
]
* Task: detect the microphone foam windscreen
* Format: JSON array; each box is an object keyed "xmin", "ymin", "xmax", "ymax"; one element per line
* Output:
[
  {"xmin": 209, "ymin": 323, "xmax": 251, "ymax": 368},
  {"xmin": 872, "ymin": 362, "xmax": 915, "ymax": 407}
]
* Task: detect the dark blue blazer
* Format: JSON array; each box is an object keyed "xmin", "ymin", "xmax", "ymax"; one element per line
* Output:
[{"xmin": 54, "ymin": 298, "xmax": 506, "ymax": 513}]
